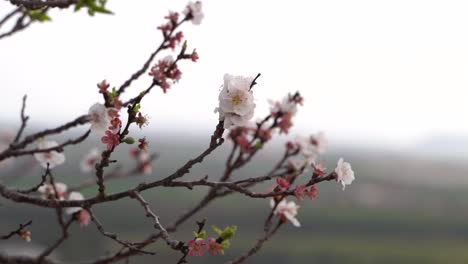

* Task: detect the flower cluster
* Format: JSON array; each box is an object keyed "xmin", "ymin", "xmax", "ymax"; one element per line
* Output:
[
  {"xmin": 186, "ymin": 225, "xmax": 236, "ymax": 257},
  {"xmin": 268, "ymin": 92, "xmax": 303, "ymax": 134},
  {"xmin": 216, "ymin": 74, "xmax": 256, "ymax": 129},
  {"xmin": 149, "ymin": 56, "xmax": 182, "ymax": 93}
]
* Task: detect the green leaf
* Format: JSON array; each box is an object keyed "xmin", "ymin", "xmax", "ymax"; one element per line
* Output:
[
  {"xmin": 220, "ymin": 226, "xmax": 237, "ymax": 240},
  {"xmin": 212, "ymin": 225, "xmax": 223, "ymax": 236},
  {"xmin": 122, "ymin": 137, "xmax": 135, "ymax": 144},
  {"xmin": 255, "ymin": 141, "xmax": 263, "ymax": 150},
  {"xmin": 26, "ymin": 10, "xmax": 51, "ymax": 22},
  {"xmin": 220, "ymin": 239, "xmax": 231, "ymax": 254},
  {"xmin": 193, "ymin": 230, "xmax": 206, "ymax": 239}
]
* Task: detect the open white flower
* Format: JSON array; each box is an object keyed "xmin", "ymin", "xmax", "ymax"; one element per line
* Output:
[
  {"xmin": 38, "ymin": 182, "xmax": 68, "ymax": 200},
  {"xmin": 88, "ymin": 103, "xmax": 110, "ymax": 134},
  {"xmin": 270, "ymin": 199, "xmax": 301, "ymax": 227},
  {"xmin": 217, "ymin": 74, "xmax": 256, "ymax": 129},
  {"xmin": 66, "ymin": 192, "xmax": 85, "ymax": 215},
  {"xmin": 80, "ymin": 148, "xmax": 100, "ymax": 173},
  {"xmin": 335, "ymin": 158, "xmax": 355, "ymax": 190},
  {"xmin": 34, "ymin": 140, "xmax": 66, "ymax": 169},
  {"xmin": 183, "ymin": 1, "xmax": 204, "ymax": 25}
]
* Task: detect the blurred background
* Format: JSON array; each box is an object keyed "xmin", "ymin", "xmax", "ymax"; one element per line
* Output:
[{"xmin": 1, "ymin": 0, "xmax": 468, "ymax": 263}]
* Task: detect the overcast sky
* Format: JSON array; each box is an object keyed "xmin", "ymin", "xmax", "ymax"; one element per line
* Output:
[{"xmin": 1, "ymin": 0, "xmax": 467, "ymax": 148}]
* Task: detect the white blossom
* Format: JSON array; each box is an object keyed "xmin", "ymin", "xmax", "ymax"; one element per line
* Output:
[
  {"xmin": 295, "ymin": 132, "xmax": 327, "ymax": 160},
  {"xmin": 268, "ymin": 95, "xmax": 297, "ymax": 116},
  {"xmin": 33, "ymin": 140, "xmax": 65, "ymax": 169},
  {"xmin": 38, "ymin": 182, "xmax": 68, "ymax": 200},
  {"xmin": 88, "ymin": 103, "xmax": 110, "ymax": 134},
  {"xmin": 66, "ymin": 192, "xmax": 84, "ymax": 215},
  {"xmin": 270, "ymin": 199, "xmax": 301, "ymax": 227},
  {"xmin": 217, "ymin": 74, "xmax": 256, "ymax": 129},
  {"xmin": 80, "ymin": 148, "xmax": 100, "ymax": 173},
  {"xmin": 335, "ymin": 158, "xmax": 355, "ymax": 190},
  {"xmin": 183, "ymin": 1, "xmax": 204, "ymax": 25}
]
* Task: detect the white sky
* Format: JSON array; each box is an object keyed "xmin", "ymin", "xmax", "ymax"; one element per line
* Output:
[{"xmin": 1, "ymin": 0, "xmax": 468, "ymax": 147}]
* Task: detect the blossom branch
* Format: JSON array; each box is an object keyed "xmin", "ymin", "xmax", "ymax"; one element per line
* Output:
[
  {"xmin": 17, "ymin": 164, "xmax": 50, "ymax": 194},
  {"xmin": 226, "ymin": 221, "xmax": 283, "ymax": 264},
  {"xmin": 88, "ymin": 208, "xmax": 156, "ymax": 255},
  {"xmin": 13, "ymin": 94, "xmax": 30, "ymax": 144},
  {"xmin": 0, "ymin": 220, "xmax": 32, "ymax": 240},
  {"xmin": 117, "ymin": 17, "xmax": 189, "ymax": 97}
]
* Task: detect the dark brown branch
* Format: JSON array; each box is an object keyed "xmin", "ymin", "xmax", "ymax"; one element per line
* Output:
[
  {"xmin": 17, "ymin": 164, "xmax": 50, "ymax": 194},
  {"xmin": 1, "ymin": 114, "xmax": 90, "ymax": 160},
  {"xmin": 226, "ymin": 222, "xmax": 283, "ymax": 264},
  {"xmin": 8, "ymin": 0, "xmax": 78, "ymax": 9},
  {"xmin": 88, "ymin": 208, "xmax": 156, "ymax": 255},
  {"xmin": 0, "ymin": 220, "xmax": 32, "ymax": 240},
  {"xmin": 117, "ymin": 17, "xmax": 189, "ymax": 97},
  {"xmin": 13, "ymin": 95, "xmax": 30, "ymax": 144},
  {"xmin": 3, "ymin": 129, "xmax": 91, "ymax": 159},
  {"xmin": 132, "ymin": 192, "xmax": 180, "ymax": 249},
  {"xmin": 0, "ymin": 7, "xmax": 21, "ymax": 29}
]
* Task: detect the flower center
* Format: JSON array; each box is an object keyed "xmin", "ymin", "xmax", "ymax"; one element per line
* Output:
[{"xmin": 232, "ymin": 95, "xmax": 242, "ymax": 105}]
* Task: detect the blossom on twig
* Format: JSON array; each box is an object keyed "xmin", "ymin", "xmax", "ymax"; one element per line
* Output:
[
  {"xmin": 34, "ymin": 140, "xmax": 66, "ymax": 169},
  {"xmin": 270, "ymin": 199, "xmax": 301, "ymax": 227}
]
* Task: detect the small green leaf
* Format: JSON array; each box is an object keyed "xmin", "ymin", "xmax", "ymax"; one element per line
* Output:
[
  {"xmin": 221, "ymin": 239, "xmax": 231, "ymax": 250},
  {"xmin": 212, "ymin": 225, "xmax": 223, "ymax": 236},
  {"xmin": 193, "ymin": 230, "xmax": 206, "ymax": 239},
  {"xmin": 220, "ymin": 226, "xmax": 237, "ymax": 240},
  {"xmin": 255, "ymin": 141, "xmax": 263, "ymax": 150},
  {"xmin": 26, "ymin": 10, "xmax": 51, "ymax": 22},
  {"xmin": 122, "ymin": 137, "xmax": 135, "ymax": 144}
]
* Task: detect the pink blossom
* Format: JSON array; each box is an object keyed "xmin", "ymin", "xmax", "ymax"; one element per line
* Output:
[
  {"xmin": 235, "ymin": 135, "xmax": 250, "ymax": 153},
  {"xmin": 78, "ymin": 210, "xmax": 91, "ymax": 227},
  {"xmin": 187, "ymin": 238, "xmax": 207, "ymax": 257},
  {"xmin": 207, "ymin": 238, "xmax": 223, "ymax": 255},
  {"xmin": 101, "ymin": 130, "xmax": 120, "ymax": 150},
  {"xmin": 165, "ymin": 11, "xmax": 179, "ymax": 24},
  {"xmin": 135, "ymin": 113, "xmax": 149, "ymax": 129},
  {"xmin": 307, "ymin": 186, "xmax": 318, "ymax": 200},
  {"xmin": 277, "ymin": 112, "xmax": 293, "ymax": 134},
  {"xmin": 276, "ymin": 177, "xmax": 290, "ymax": 190},
  {"xmin": 97, "ymin": 80, "xmax": 109, "ymax": 94},
  {"xmin": 80, "ymin": 148, "xmax": 100, "ymax": 173},
  {"xmin": 191, "ymin": 49, "xmax": 199, "ymax": 62},
  {"xmin": 294, "ymin": 185, "xmax": 307, "ymax": 201},
  {"xmin": 312, "ymin": 162, "xmax": 326, "ymax": 176},
  {"xmin": 138, "ymin": 138, "xmax": 149, "ymax": 152}
]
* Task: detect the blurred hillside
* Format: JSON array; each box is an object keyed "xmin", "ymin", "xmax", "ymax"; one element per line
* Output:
[{"xmin": 1, "ymin": 130, "xmax": 468, "ymax": 264}]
